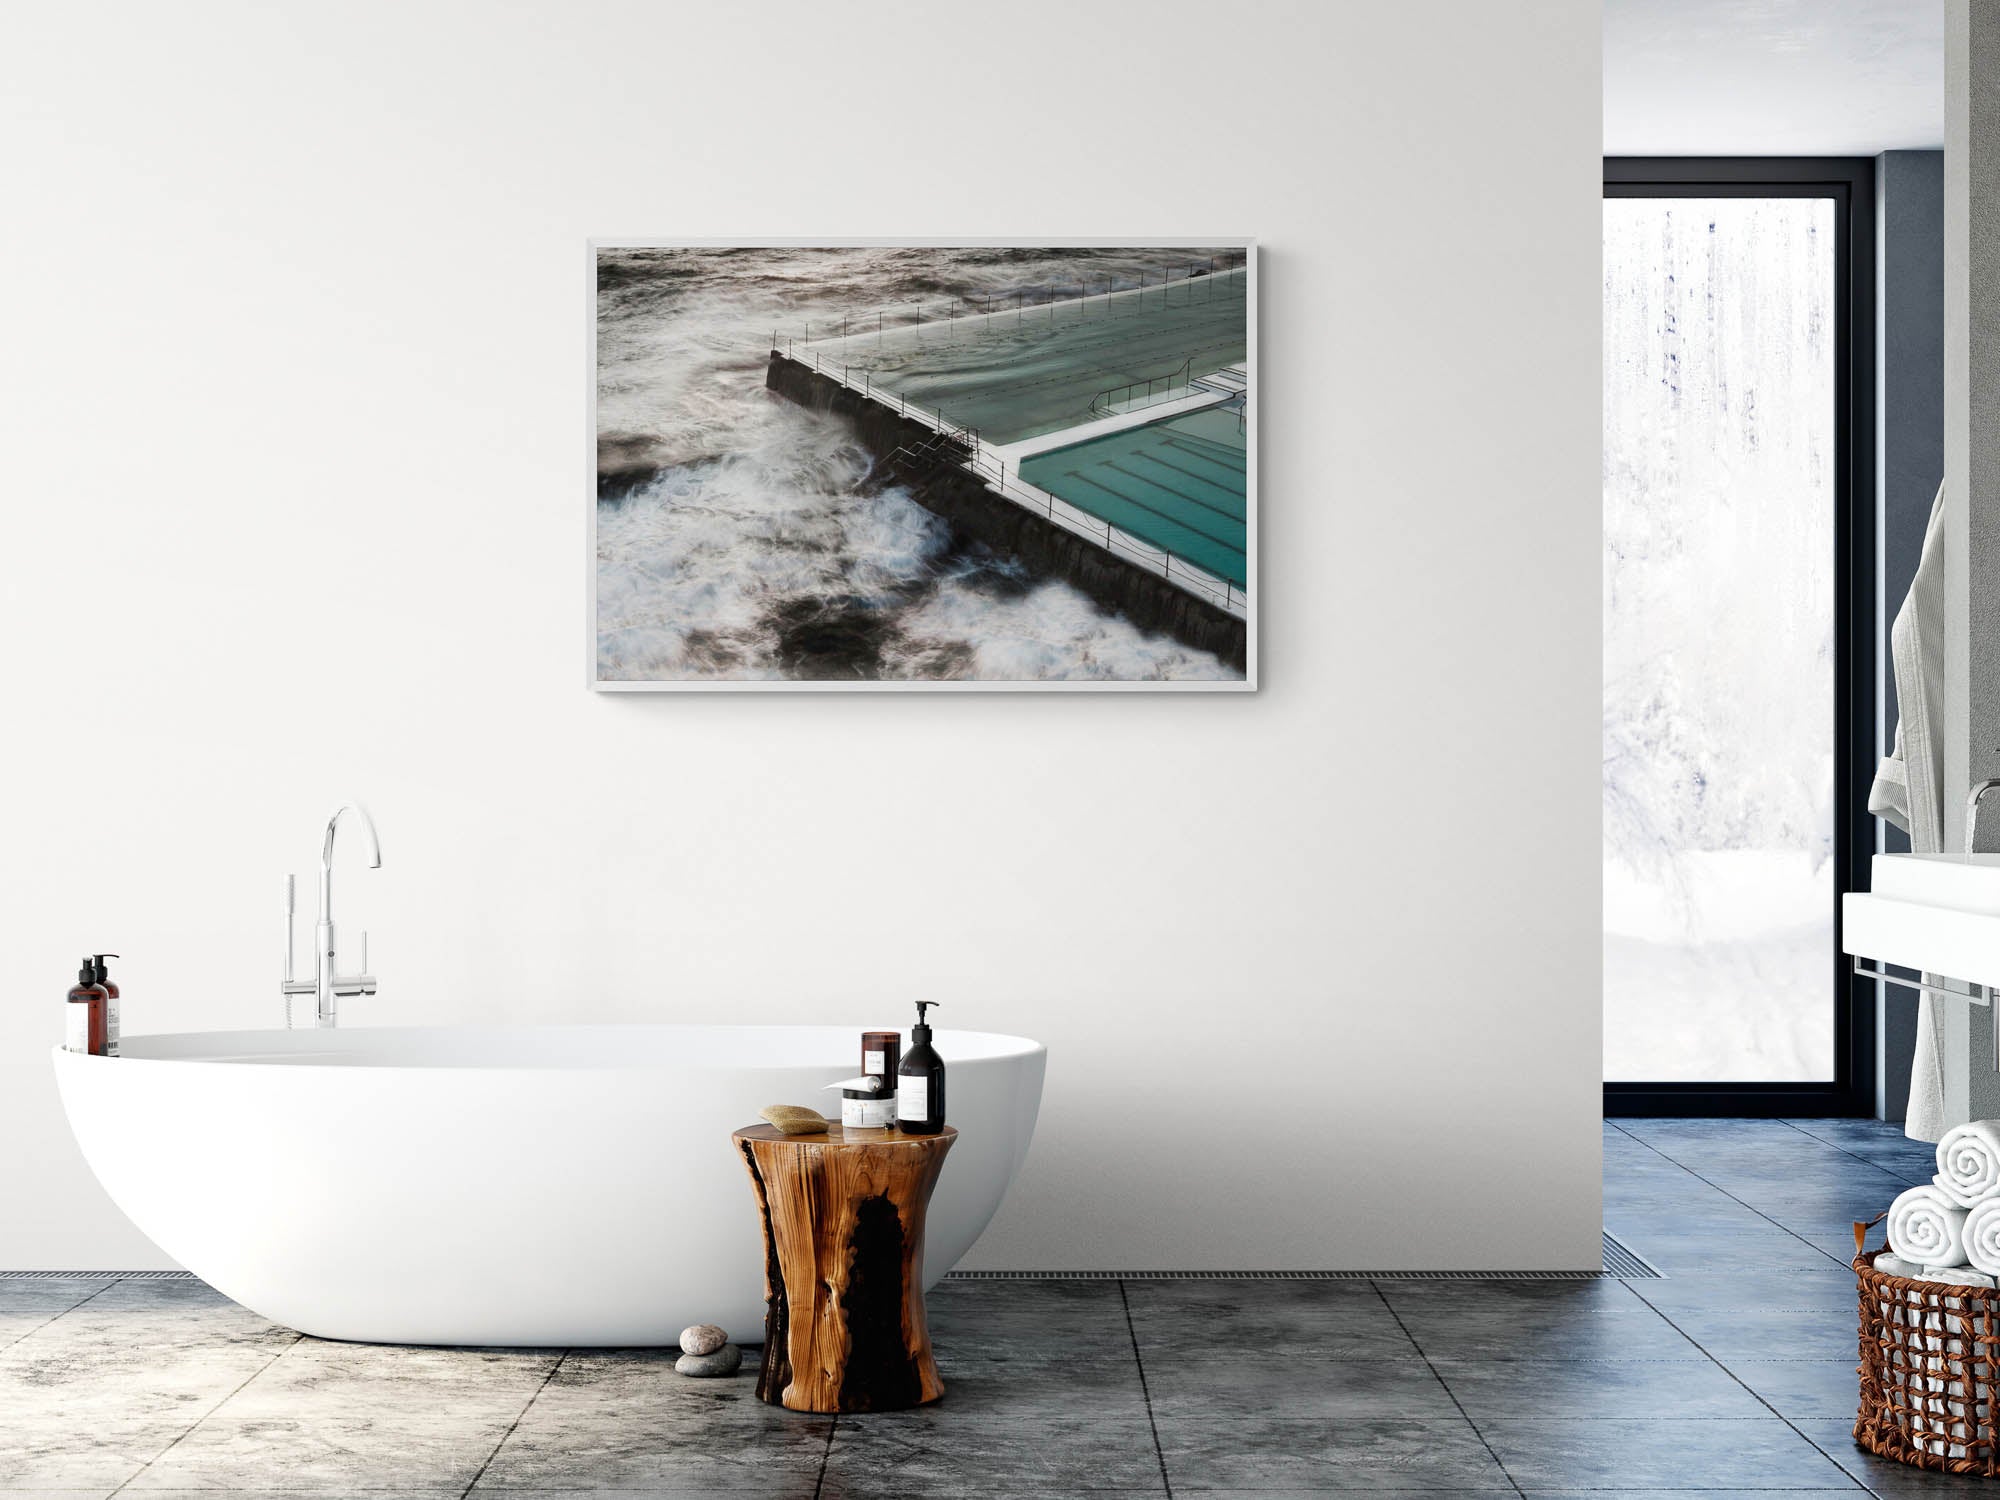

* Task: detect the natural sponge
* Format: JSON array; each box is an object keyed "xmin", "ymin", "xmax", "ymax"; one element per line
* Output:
[{"xmin": 759, "ymin": 1104, "xmax": 829, "ymax": 1135}]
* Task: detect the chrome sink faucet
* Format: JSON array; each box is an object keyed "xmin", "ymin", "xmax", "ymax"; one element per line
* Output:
[{"xmin": 282, "ymin": 803, "xmax": 380, "ymax": 1028}]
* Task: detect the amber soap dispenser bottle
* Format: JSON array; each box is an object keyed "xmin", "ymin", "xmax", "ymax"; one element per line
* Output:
[
  {"xmin": 66, "ymin": 958, "xmax": 107, "ymax": 1056},
  {"xmin": 897, "ymin": 1001, "xmax": 945, "ymax": 1134},
  {"xmin": 91, "ymin": 954, "xmax": 121, "ymax": 1057}
]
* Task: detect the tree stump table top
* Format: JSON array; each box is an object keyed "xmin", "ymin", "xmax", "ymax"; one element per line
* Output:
[{"xmin": 733, "ymin": 1122, "xmax": 956, "ymax": 1414}]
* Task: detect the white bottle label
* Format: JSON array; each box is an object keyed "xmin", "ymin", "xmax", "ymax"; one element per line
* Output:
[
  {"xmin": 65, "ymin": 1004, "xmax": 89, "ymax": 1055},
  {"xmin": 864, "ymin": 1049, "xmax": 885, "ymax": 1075},
  {"xmin": 899, "ymin": 1076, "xmax": 929, "ymax": 1123},
  {"xmin": 842, "ymin": 1094, "xmax": 895, "ymax": 1129},
  {"xmin": 106, "ymin": 997, "xmax": 119, "ymax": 1057}
]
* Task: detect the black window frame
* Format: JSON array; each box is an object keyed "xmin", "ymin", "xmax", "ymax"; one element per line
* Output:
[{"xmin": 1602, "ymin": 157, "xmax": 1878, "ymax": 1118}]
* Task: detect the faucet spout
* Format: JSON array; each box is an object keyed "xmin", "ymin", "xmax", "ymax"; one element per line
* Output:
[
  {"xmin": 309, "ymin": 803, "xmax": 382, "ymax": 1028},
  {"xmin": 322, "ymin": 803, "xmax": 381, "ymax": 882}
]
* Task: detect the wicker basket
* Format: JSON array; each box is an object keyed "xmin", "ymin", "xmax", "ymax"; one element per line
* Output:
[{"xmin": 1856, "ymin": 1229, "xmax": 2000, "ymax": 1475}]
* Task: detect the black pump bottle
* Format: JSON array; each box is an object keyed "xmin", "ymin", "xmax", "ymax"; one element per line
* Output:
[{"xmin": 897, "ymin": 1002, "xmax": 945, "ymax": 1134}]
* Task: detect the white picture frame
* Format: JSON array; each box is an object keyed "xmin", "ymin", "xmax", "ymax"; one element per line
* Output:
[{"xmin": 589, "ymin": 238, "xmax": 1257, "ymax": 692}]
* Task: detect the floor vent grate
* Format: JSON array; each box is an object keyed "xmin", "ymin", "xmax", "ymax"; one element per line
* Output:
[
  {"xmin": 943, "ymin": 1234, "xmax": 1660, "ymax": 1282},
  {"xmin": 10, "ymin": 1236, "xmax": 1660, "ymax": 1286},
  {"xmin": 1601, "ymin": 1230, "xmax": 1664, "ymax": 1279},
  {"xmin": 0, "ymin": 1270, "xmax": 197, "ymax": 1280},
  {"xmin": 943, "ymin": 1269, "xmax": 1607, "ymax": 1281}
]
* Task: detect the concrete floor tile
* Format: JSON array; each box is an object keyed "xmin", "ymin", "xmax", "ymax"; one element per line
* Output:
[
  {"xmin": 0, "ymin": 1274, "xmax": 122, "ymax": 1303},
  {"xmin": 1375, "ymin": 1280, "xmax": 1703, "ymax": 1361},
  {"xmin": 0, "ymin": 1280, "xmax": 119, "ymax": 1351},
  {"xmin": 925, "ymin": 1279, "xmax": 1132, "ymax": 1348},
  {"xmin": 123, "ymin": 1414, "xmax": 509, "ymax": 1493},
  {"xmin": 212, "ymin": 1338, "xmax": 558, "ymax": 1422},
  {"xmin": 1143, "ymin": 1354, "xmax": 1460, "ymax": 1420},
  {"xmin": 511, "ymin": 1349, "xmax": 790, "ymax": 1430},
  {"xmin": 475, "ymin": 1405, "xmax": 830, "ymax": 1491},
  {"xmin": 1480, "ymin": 1416, "xmax": 1856, "ymax": 1490},
  {"xmin": 0, "ymin": 1420, "xmax": 187, "ymax": 1490},
  {"xmin": 1155, "ymin": 1414, "xmax": 1507, "ymax": 1491},
  {"xmin": 1632, "ymin": 1299, "xmax": 1865, "ymax": 1362},
  {"xmin": 1125, "ymin": 1280, "xmax": 1421, "ymax": 1361},
  {"xmin": 928, "ymin": 1347, "xmax": 1148, "ymax": 1419},
  {"xmin": 1604, "ymin": 1225, "xmax": 1851, "ymax": 1275},
  {"xmin": 1624, "ymin": 1266, "xmax": 1858, "ymax": 1312},
  {"xmin": 824, "ymin": 1414, "xmax": 1162, "ymax": 1494},
  {"xmin": 0, "ymin": 1327, "xmax": 291, "ymax": 1422},
  {"xmin": 1720, "ymin": 1359, "xmax": 1863, "ymax": 1421},
  {"xmin": 47, "ymin": 1278, "xmax": 292, "ymax": 1351},
  {"xmin": 1433, "ymin": 1356, "xmax": 1768, "ymax": 1419}
]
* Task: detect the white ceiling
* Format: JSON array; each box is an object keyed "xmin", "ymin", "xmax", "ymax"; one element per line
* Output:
[{"xmin": 1606, "ymin": 0, "xmax": 1943, "ymax": 155}]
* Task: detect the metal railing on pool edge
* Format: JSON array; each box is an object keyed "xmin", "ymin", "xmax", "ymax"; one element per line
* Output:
[
  {"xmin": 772, "ymin": 346, "xmax": 1247, "ymax": 621},
  {"xmin": 1089, "ymin": 357, "xmax": 1196, "ymax": 419}
]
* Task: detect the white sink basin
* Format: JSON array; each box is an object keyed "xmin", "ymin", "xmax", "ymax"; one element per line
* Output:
[
  {"xmin": 1845, "ymin": 853, "xmax": 2000, "ymax": 989},
  {"xmin": 1871, "ymin": 852, "xmax": 2000, "ymax": 913}
]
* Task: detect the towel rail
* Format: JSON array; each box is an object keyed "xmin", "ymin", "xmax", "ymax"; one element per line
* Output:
[
  {"xmin": 1853, "ymin": 958, "xmax": 2000, "ymax": 1071},
  {"xmin": 1851, "ymin": 958, "xmax": 1991, "ymax": 1007}
]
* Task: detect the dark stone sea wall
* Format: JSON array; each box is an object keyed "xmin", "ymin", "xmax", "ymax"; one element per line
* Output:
[{"xmin": 764, "ymin": 354, "xmax": 1247, "ymax": 672}]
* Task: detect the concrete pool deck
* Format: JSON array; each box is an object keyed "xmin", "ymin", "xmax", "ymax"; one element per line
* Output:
[{"xmin": 985, "ymin": 384, "xmax": 1236, "ymax": 467}]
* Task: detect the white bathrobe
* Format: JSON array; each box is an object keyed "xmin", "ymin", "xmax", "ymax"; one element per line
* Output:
[{"xmin": 1870, "ymin": 481, "xmax": 1951, "ymax": 1141}]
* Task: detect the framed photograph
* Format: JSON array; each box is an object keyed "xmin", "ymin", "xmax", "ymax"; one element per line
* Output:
[{"xmin": 591, "ymin": 240, "xmax": 1255, "ymax": 690}]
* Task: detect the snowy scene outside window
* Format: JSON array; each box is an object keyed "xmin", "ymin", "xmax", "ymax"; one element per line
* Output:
[{"xmin": 1603, "ymin": 197, "xmax": 1836, "ymax": 1083}]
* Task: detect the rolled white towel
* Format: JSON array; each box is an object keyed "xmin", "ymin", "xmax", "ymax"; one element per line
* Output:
[
  {"xmin": 1964, "ymin": 1198, "xmax": 2000, "ymax": 1277},
  {"xmin": 1923, "ymin": 1265, "xmax": 1999, "ymax": 1288},
  {"xmin": 1936, "ymin": 1120, "xmax": 2000, "ymax": 1206},
  {"xmin": 1888, "ymin": 1183, "xmax": 1971, "ymax": 1267}
]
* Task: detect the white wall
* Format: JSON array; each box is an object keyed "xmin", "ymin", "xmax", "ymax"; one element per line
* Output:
[
  {"xmin": 1605, "ymin": 0, "xmax": 1942, "ymax": 155},
  {"xmin": 0, "ymin": 0, "xmax": 1603, "ymax": 1270}
]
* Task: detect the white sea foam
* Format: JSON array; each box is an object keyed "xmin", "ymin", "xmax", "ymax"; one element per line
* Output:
[{"xmin": 594, "ymin": 247, "xmax": 1244, "ymax": 683}]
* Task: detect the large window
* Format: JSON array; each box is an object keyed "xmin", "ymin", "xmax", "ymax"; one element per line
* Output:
[{"xmin": 1603, "ymin": 161, "xmax": 1874, "ymax": 1115}]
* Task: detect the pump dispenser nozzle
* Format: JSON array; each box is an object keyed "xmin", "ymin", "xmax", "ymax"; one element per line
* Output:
[{"xmin": 913, "ymin": 1000, "xmax": 940, "ymax": 1040}]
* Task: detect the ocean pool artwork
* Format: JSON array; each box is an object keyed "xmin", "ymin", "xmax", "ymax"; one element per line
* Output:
[{"xmin": 592, "ymin": 242, "xmax": 1255, "ymax": 689}]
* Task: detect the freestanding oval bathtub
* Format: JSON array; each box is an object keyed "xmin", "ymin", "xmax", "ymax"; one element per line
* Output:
[{"xmin": 52, "ymin": 1025, "xmax": 1045, "ymax": 1347}]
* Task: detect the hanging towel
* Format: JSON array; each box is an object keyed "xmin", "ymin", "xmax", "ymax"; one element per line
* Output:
[
  {"xmin": 1889, "ymin": 1182, "xmax": 1971, "ymax": 1266},
  {"xmin": 1871, "ymin": 481, "xmax": 1952, "ymax": 1141}
]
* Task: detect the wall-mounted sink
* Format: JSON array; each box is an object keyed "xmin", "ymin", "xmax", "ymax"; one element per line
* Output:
[{"xmin": 1845, "ymin": 853, "xmax": 2000, "ymax": 990}]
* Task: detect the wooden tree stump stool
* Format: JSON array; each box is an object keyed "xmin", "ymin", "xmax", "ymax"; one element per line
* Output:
[{"xmin": 733, "ymin": 1122, "xmax": 956, "ymax": 1414}]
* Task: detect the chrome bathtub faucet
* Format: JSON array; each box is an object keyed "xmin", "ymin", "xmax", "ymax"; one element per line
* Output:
[{"xmin": 282, "ymin": 803, "xmax": 381, "ymax": 1028}]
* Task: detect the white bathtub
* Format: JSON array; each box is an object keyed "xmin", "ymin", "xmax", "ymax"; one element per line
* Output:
[{"xmin": 52, "ymin": 1025, "xmax": 1045, "ymax": 1347}]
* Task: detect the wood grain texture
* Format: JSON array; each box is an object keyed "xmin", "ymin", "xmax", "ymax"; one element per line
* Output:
[{"xmin": 733, "ymin": 1122, "xmax": 956, "ymax": 1413}]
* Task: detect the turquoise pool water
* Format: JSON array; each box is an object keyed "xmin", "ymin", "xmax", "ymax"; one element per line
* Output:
[{"xmin": 1018, "ymin": 406, "xmax": 1247, "ymax": 588}]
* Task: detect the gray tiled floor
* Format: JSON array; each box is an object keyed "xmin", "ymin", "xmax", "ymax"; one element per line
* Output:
[{"xmin": 0, "ymin": 1117, "xmax": 1952, "ymax": 1496}]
